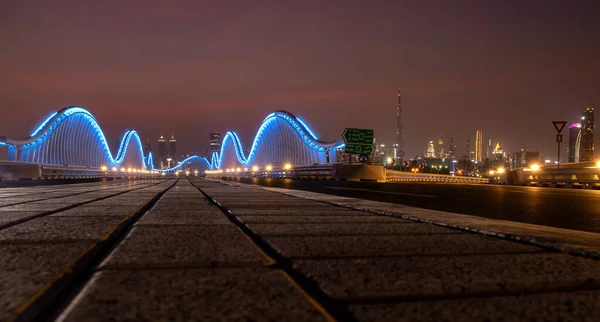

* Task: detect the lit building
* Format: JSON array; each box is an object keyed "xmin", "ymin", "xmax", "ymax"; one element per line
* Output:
[
  {"xmin": 437, "ymin": 136, "xmax": 444, "ymax": 158},
  {"xmin": 426, "ymin": 141, "xmax": 436, "ymax": 158},
  {"xmin": 492, "ymin": 142, "xmax": 505, "ymax": 166},
  {"xmin": 568, "ymin": 123, "xmax": 582, "ymax": 163},
  {"xmin": 580, "ymin": 106, "xmax": 594, "ymax": 161},
  {"xmin": 448, "ymin": 136, "xmax": 456, "ymax": 159},
  {"xmin": 210, "ymin": 132, "xmax": 221, "ymax": 153},
  {"xmin": 144, "ymin": 138, "xmax": 151, "ymax": 157},
  {"xmin": 486, "ymin": 138, "xmax": 492, "ymax": 160},
  {"xmin": 475, "ymin": 130, "xmax": 483, "ymax": 163},
  {"xmin": 525, "ymin": 150, "xmax": 540, "ymax": 166},
  {"xmin": 396, "ymin": 89, "xmax": 404, "ymax": 156},
  {"xmin": 168, "ymin": 133, "xmax": 177, "ymax": 161},
  {"xmin": 157, "ymin": 135, "xmax": 166, "ymax": 168},
  {"xmin": 466, "ymin": 137, "xmax": 471, "ymax": 159}
]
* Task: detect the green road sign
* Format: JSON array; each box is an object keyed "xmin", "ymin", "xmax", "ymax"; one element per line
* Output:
[
  {"xmin": 344, "ymin": 143, "xmax": 374, "ymax": 154},
  {"xmin": 342, "ymin": 128, "xmax": 374, "ymax": 145}
]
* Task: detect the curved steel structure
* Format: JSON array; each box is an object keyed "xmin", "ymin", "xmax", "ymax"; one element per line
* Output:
[
  {"xmin": 214, "ymin": 110, "xmax": 344, "ymax": 170},
  {"xmin": 0, "ymin": 107, "xmax": 344, "ymax": 172},
  {"xmin": 2, "ymin": 106, "xmax": 150, "ymax": 169}
]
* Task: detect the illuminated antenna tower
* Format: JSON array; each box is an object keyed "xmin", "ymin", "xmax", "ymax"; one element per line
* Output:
[{"xmin": 396, "ymin": 88, "xmax": 404, "ymax": 157}]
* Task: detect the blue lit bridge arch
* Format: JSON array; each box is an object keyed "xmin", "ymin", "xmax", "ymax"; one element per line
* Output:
[{"xmin": 0, "ymin": 107, "xmax": 345, "ymax": 173}]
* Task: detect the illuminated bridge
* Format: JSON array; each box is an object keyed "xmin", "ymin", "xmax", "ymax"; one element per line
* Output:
[{"xmin": 0, "ymin": 106, "xmax": 344, "ymax": 176}]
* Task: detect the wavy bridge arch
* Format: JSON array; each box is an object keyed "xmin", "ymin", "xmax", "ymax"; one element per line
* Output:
[
  {"xmin": 2, "ymin": 106, "xmax": 150, "ymax": 169},
  {"xmin": 213, "ymin": 110, "xmax": 344, "ymax": 169},
  {"xmin": 0, "ymin": 107, "xmax": 344, "ymax": 172}
]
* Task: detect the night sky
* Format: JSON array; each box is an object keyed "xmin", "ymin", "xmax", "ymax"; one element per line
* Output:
[{"xmin": 1, "ymin": 0, "xmax": 599, "ymax": 160}]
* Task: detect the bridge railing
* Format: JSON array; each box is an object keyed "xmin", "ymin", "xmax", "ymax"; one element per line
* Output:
[
  {"xmin": 385, "ymin": 170, "xmax": 489, "ymax": 184},
  {"xmin": 513, "ymin": 167, "xmax": 600, "ymax": 188}
]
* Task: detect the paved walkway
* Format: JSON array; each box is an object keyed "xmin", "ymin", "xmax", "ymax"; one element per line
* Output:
[{"xmin": 1, "ymin": 178, "xmax": 599, "ymax": 321}]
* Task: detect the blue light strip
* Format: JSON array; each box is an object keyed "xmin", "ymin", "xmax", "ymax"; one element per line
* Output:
[
  {"xmin": 30, "ymin": 112, "xmax": 58, "ymax": 137},
  {"xmin": 155, "ymin": 156, "xmax": 211, "ymax": 172},
  {"xmin": 296, "ymin": 117, "xmax": 318, "ymax": 140}
]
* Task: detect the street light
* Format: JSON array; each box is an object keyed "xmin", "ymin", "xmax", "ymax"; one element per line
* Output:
[
  {"xmin": 284, "ymin": 163, "xmax": 292, "ymax": 170},
  {"xmin": 497, "ymin": 168, "xmax": 505, "ymax": 174},
  {"xmin": 530, "ymin": 164, "xmax": 540, "ymax": 171},
  {"xmin": 266, "ymin": 165, "xmax": 273, "ymax": 171},
  {"xmin": 252, "ymin": 165, "xmax": 259, "ymax": 171}
]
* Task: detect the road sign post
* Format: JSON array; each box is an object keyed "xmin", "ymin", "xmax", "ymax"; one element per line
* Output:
[
  {"xmin": 553, "ymin": 121, "xmax": 567, "ymax": 169},
  {"xmin": 342, "ymin": 128, "xmax": 374, "ymax": 165}
]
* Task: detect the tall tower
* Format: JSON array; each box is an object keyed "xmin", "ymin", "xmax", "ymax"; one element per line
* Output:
[
  {"xmin": 475, "ymin": 131, "xmax": 483, "ymax": 163},
  {"xmin": 169, "ymin": 133, "xmax": 177, "ymax": 161},
  {"xmin": 449, "ymin": 136, "xmax": 456, "ymax": 159},
  {"xmin": 396, "ymin": 89, "xmax": 404, "ymax": 156},
  {"xmin": 568, "ymin": 123, "xmax": 582, "ymax": 162},
  {"xmin": 210, "ymin": 132, "xmax": 221, "ymax": 153},
  {"xmin": 580, "ymin": 106, "xmax": 594, "ymax": 161},
  {"xmin": 158, "ymin": 135, "xmax": 166, "ymax": 169},
  {"xmin": 144, "ymin": 138, "xmax": 151, "ymax": 157}
]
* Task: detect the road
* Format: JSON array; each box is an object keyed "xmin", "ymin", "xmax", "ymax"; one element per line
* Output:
[{"xmin": 228, "ymin": 177, "xmax": 600, "ymax": 234}]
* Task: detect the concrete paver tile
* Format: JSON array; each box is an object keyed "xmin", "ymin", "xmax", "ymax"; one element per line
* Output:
[
  {"xmin": 295, "ymin": 253, "xmax": 600, "ymax": 297},
  {"xmin": 350, "ymin": 290, "xmax": 600, "ymax": 322},
  {"xmin": 0, "ymin": 217, "xmax": 125, "ymax": 242},
  {"xmin": 50, "ymin": 205, "xmax": 140, "ymax": 217},
  {"xmin": 0, "ymin": 242, "xmax": 93, "ymax": 320},
  {"xmin": 238, "ymin": 215, "xmax": 404, "ymax": 223},
  {"xmin": 0, "ymin": 212, "xmax": 43, "ymax": 225},
  {"xmin": 60, "ymin": 269, "xmax": 326, "ymax": 321},
  {"xmin": 265, "ymin": 234, "xmax": 543, "ymax": 258},
  {"xmin": 248, "ymin": 222, "xmax": 462, "ymax": 236},
  {"xmin": 102, "ymin": 225, "xmax": 265, "ymax": 267}
]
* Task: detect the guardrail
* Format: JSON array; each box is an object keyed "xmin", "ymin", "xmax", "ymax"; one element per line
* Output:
[
  {"xmin": 0, "ymin": 161, "xmax": 164, "ymax": 181},
  {"xmin": 386, "ymin": 170, "xmax": 489, "ymax": 184},
  {"xmin": 515, "ymin": 167, "xmax": 600, "ymax": 188},
  {"xmin": 205, "ymin": 165, "xmax": 334, "ymax": 180},
  {"xmin": 206, "ymin": 164, "xmax": 489, "ymax": 184}
]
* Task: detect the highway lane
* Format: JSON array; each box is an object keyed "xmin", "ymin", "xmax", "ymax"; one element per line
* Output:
[{"xmin": 228, "ymin": 177, "xmax": 600, "ymax": 234}]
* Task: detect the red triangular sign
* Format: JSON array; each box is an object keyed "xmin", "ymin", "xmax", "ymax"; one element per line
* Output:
[{"xmin": 553, "ymin": 121, "xmax": 567, "ymax": 133}]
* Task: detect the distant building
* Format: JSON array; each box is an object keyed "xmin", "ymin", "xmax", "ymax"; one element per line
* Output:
[
  {"xmin": 144, "ymin": 138, "xmax": 151, "ymax": 157},
  {"xmin": 396, "ymin": 89, "xmax": 404, "ymax": 155},
  {"xmin": 437, "ymin": 136, "xmax": 444, "ymax": 158},
  {"xmin": 486, "ymin": 137, "xmax": 492, "ymax": 160},
  {"xmin": 492, "ymin": 142, "xmax": 505, "ymax": 166},
  {"xmin": 448, "ymin": 136, "xmax": 456, "ymax": 159},
  {"xmin": 568, "ymin": 123, "xmax": 582, "ymax": 163},
  {"xmin": 525, "ymin": 150, "xmax": 540, "ymax": 166},
  {"xmin": 580, "ymin": 106, "xmax": 594, "ymax": 161},
  {"xmin": 168, "ymin": 133, "xmax": 177, "ymax": 161},
  {"xmin": 475, "ymin": 131, "xmax": 483, "ymax": 163},
  {"xmin": 157, "ymin": 135, "xmax": 166, "ymax": 168},
  {"xmin": 466, "ymin": 137, "xmax": 471, "ymax": 159},
  {"xmin": 426, "ymin": 141, "xmax": 436, "ymax": 158},
  {"xmin": 210, "ymin": 132, "xmax": 221, "ymax": 153},
  {"xmin": 512, "ymin": 150, "xmax": 525, "ymax": 169}
]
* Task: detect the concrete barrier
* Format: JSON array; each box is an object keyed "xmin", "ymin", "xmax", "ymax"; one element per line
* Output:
[
  {"xmin": 0, "ymin": 161, "xmax": 42, "ymax": 180},
  {"xmin": 332, "ymin": 164, "xmax": 386, "ymax": 182}
]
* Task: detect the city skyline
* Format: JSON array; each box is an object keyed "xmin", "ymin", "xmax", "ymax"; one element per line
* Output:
[{"xmin": 0, "ymin": 1, "xmax": 598, "ymax": 160}]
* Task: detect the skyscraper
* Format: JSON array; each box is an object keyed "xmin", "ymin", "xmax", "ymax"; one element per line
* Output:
[
  {"xmin": 486, "ymin": 138, "xmax": 492, "ymax": 160},
  {"xmin": 475, "ymin": 131, "xmax": 483, "ymax": 163},
  {"xmin": 158, "ymin": 135, "xmax": 166, "ymax": 168},
  {"xmin": 568, "ymin": 123, "xmax": 582, "ymax": 163},
  {"xmin": 580, "ymin": 106, "xmax": 594, "ymax": 161},
  {"xmin": 210, "ymin": 132, "xmax": 221, "ymax": 153},
  {"xmin": 437, "ymin": 136, "xmax": 444, "ymax": 158},
  {"xmin": 448, "ymin": 136, "xmax": 456, "ymax": 159},
  {"xmin": 466, "ymin": 137, "xmax": 471, "ymax": 159},
  {"xmin": 169, "ymin": 133, "xmax": 177, "ymax": 160},
  {"xmin": 144, "ymin": 138, "xmax": 151, "ymax": 156},
  {"xmin": 395, "ymin": 89, "xmax": 404, "ymax": 156},
  {"xmin": 426, "ymin": 141, "xmax": 435, "ymax": 158}
]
